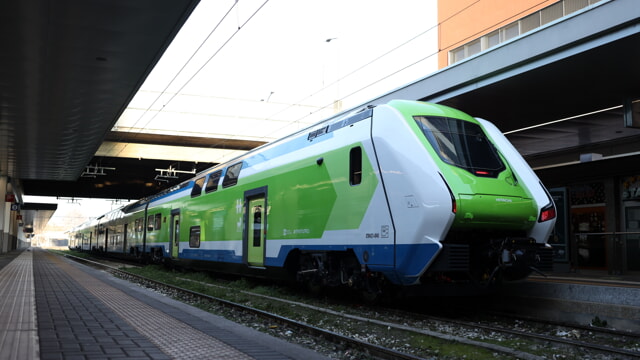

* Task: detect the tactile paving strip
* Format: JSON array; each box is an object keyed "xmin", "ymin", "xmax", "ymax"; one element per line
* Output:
[
  {"xmin": 44, "ymin": 253, "xmax": 253, "ymax": 360},
  {"xmin": 0, "ymin": 250, "xmax": 39, "ymax": 360}
]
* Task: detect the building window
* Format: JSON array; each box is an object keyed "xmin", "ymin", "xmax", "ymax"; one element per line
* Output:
[
  {"xmin": 466, "ymin": 39, "xmax": 481, "ymax": 57},
  {"xmin": 565, "ymin": 0, "xmax": 591, "ymax": 13},
  {"xmin": 541, "ymin": 1, "xmax": 564, "ymax": 25},
  {"xmin": 448, "ymin": 0, "xmax": 603, "ymax": 65},
  {"xmin": 520, "ymin": 13, "xmax": 540, "ymax": 34},
  {"xmin": 450, "ymin": 47, "xmax": 465, "ymax": 64},
  {"xmin": 486, "ymin": 30, "xmax": 500, "ymax": 49},
  {"xmin": 502, "ymin": 23, "xmax": 519, "ymax": 42}
]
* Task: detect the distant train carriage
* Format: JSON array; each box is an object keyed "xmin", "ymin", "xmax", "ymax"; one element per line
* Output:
[
  {"xmin": 69, "ymin": 218, "xmax": 98, "ymax": 251},
  {"xmin": 70, "ymin": 100, "xmax": 556, "ymax": 294}
]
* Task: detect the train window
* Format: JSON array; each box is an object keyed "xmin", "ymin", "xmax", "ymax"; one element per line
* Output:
[
  {"xmin": 147, "ymin": 215, "xmax": 154, "ymax": 231},
  {"xmin": 222, "ymin": 162, "xmax": 243, "ymax": 188},
  {"xmin": 189, "ymin": 226, "xmax": 201, "ymax": 248},
  {"xmin": 154, "ymin": 214, "xmax": 162, "ymax": 231},
  {"xmin": 349, "ymin": 146, "xmax": 362, "ymax": 185},
  {"xmin": 252, "ymin": 205, "xmax": 262, "ymax": 247},
  {"xmin": 205, "ymin": 170, "xmax": 222, "ymax": 193},
  {"xmin": 414, "ymin": 116, "xmax": 505, "ymax": 177},
  {"xmin": 135, "ymin": 218, "xmax": 142, "ymax": 232},
  {"xmin": 191, "ymin": 177, "xmax": 205, "ymax": 197}
]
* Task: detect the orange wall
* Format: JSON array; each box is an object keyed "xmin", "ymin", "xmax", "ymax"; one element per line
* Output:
[{"xmin": 438, "ymin": 0, "xmax": 561, "ymax": 68}]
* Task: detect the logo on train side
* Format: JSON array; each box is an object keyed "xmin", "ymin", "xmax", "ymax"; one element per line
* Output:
[{"xmin": 366, "ymin": 225, "xmax": 390, "ymax": 239}]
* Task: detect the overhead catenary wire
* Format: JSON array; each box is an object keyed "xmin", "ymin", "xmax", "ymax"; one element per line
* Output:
[
  {"xmin": 264, "ymin": 0, "xmax": 561, "ymax": 137},
  {"xmin": 121, "ymin": 0, "xmax": 563, "ymax": 161},
  {"xmin": 123, "ymin": 0, "xmax": 440, "ymax": 152},
  {"xmin": 114, "ymin": 0, "xmax": 271, "ymax": 158}
]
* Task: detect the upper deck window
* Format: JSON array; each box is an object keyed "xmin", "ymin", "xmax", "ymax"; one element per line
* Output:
[
  {"xmin": 205, "ymin": 170, "xmax": 222, "ymax": 193},
  {"xmin": 414, "ymin": 116, "xmax": 505, "ymax": 177},
  {"xmin": 191, "ymin": 177, "xmax": 205, "ymax": 197},
  {"xmin": 222, "ymin": 163, "xmax": 243, "ymax": 188}
]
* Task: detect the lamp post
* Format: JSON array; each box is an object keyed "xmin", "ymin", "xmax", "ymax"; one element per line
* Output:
[{"xmin": 324, "ymin": 38, "xmax": 341, "ymax": 113}]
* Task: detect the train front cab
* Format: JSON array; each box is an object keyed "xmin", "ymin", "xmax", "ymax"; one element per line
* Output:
[{"xmin": 370, "ymin": 100, "xmax": 556, "ymax": 287}]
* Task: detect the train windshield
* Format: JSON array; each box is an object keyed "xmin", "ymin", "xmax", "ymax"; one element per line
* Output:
[{"xmin": 414, "ymin": 116, "xmax": 505, "ymax": 176}]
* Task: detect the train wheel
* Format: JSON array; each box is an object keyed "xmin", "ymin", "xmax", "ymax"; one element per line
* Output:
[{"xmin": 150, "ymin": 248, "xmax": 163, "ymax": 263}]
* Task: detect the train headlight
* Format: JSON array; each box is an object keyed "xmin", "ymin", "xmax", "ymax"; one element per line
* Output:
[
  {"xmin": 538, "ymin": 202, "xmax": 556, "ymax": 222},
  {"xmin": 538, "ymin": 181, "xmax": 557, "ymax": 222}
]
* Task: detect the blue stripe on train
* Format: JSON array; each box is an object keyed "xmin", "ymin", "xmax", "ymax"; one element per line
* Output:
[{"xmin": 174, "ymin": 242, "xmax": 440, "ymax": 286}]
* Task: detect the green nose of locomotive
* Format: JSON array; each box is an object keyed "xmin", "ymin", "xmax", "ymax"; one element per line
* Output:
[
  {"xmin": 448, "ymin": 164, "xmax": 538, "ymax": 230},
  {"xmin": 412, "ymin": 110, "xmax": 538, "ymax": 231}
]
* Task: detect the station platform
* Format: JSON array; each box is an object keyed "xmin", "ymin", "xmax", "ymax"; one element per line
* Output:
[
  {"xmin": 0, "ymin": 248, "xmax": 330, "ymax": 360},
  {"xmin": 499, "ymin": 270, "xmax": 640, "ymax": 334}
]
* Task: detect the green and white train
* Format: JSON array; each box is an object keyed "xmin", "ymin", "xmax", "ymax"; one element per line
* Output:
[{"xmin": 70, "ymin": 100, "xmax": 556, "ymax": 293}]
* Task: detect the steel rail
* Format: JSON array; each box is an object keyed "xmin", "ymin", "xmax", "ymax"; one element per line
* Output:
[{"xmin": 383, "ymin": 306, "xmax": 640, "ymax": 359}]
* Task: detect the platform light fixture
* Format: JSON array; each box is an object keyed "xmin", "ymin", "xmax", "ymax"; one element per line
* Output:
[
  {"xmin": 154, "ymin": 164, "xmax": 196, "ymax": 182},
  {"xmin": 81, "ymin": 164, "xmax": 115, "ymax": 178}
]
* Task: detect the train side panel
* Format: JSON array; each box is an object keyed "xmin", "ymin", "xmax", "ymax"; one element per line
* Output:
[
  {"xmin": 179, "ymin": 175, "xmax": 244, "ymax": 263},
  {"xmin": 179, "ymin": 111, "xmax": 395, "ymax": 275},
  {"xmin": 146, "ymin": 186, "xmax": 192, "ymax": 259},
  {"xmin": 256, "ymin": 116, "xmax": 394, "ymax": 269},
  {"xmin": 125, "ymin": 207, "xmax": 146, "ymax": 257}
]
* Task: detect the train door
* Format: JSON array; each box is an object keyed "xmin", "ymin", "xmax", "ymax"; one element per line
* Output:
[
  {"xmin": 244, "ymin": 187, "xmax": 267, "ymax": 267},
  {"xmin": 169, "ymin": 209, "xmax": 180, "ymax": 259}
]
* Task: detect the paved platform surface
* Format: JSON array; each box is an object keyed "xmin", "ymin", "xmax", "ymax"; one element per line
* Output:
[
  {"xmin": 500, "ymin": 272, "xmax": 640, "ymax": 333},
  {"xmin": 0, "ymin": 249, "xmax": 38, "ymax": 360},
  {"xmin": 0, "ymin": 248, "xmax": 330, "ymax": 360}
]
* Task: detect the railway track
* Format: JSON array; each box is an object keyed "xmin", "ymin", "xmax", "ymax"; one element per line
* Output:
[
  {"xmin": 63, "ymin": 252, "xmax": 640, "ymax": 360},
  {"xmin": 379, "ymin": 306, "xmax": 640, "ymax": 359}
]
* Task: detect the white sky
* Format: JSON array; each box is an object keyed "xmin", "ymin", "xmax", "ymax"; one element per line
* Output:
[{"xmin": 103, "ymin": 0, "xmax": 439, "ymax": 163}]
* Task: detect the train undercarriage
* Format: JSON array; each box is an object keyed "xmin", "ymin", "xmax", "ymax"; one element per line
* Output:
[
  {"xmin": 425, "ymin": 230, "xmax": 554, "ymax": 287},
  {"xmin": 292, "ymin": 250, "xmax": 388, "ymax": 298},
  {"xmin": 289, "ymin": 231, "xmax": 554, "ymax": 298}
]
